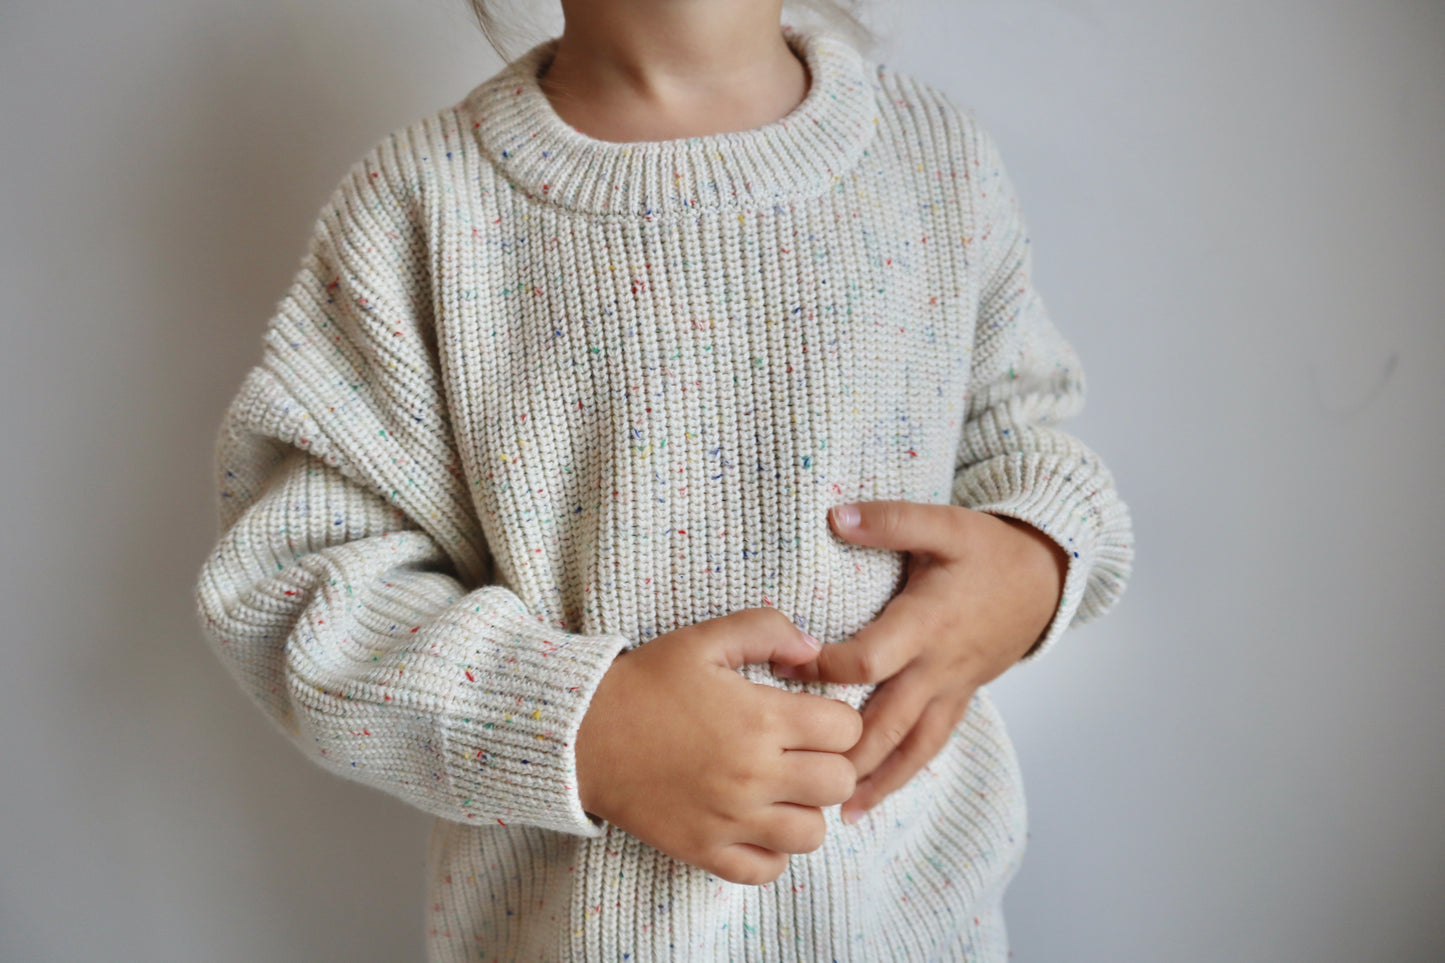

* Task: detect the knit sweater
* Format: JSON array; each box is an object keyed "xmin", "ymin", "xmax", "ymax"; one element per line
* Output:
[{"xmin": 195, "ymin": 24, "xmax": 1132, "ymax": 962}]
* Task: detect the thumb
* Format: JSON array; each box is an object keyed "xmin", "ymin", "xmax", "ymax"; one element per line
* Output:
[
  {"xmin": 829, "ymin": 500, "xmax": 968, "ymax": 559},
  {"xmin": 705, "ymin": 607, "xmax": 824, "ymax": 671},
  {"xmin": 776, "ymin": 598, "xmax": 919, "ymax": 685}
]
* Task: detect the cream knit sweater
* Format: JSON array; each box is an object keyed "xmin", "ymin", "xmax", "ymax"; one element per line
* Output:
[{"xmin": 195, "ymin": 25, "xmax": 1132, "ymax": 962}]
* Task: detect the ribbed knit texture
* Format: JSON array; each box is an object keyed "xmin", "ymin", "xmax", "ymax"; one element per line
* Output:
[{"xmin": 195, "ymin": 25, "xmax": 1133, "ymax": 961}]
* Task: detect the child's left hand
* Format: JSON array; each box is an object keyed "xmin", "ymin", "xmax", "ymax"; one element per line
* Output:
[{"xmin": 774, "ymin": 500, "xmax": 1069, "ymax": 824}]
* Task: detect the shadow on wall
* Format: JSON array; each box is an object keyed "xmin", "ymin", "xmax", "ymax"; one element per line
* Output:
[{"xmin": 78, "ymin": 8, "xmax": 472, "ymax": 959}]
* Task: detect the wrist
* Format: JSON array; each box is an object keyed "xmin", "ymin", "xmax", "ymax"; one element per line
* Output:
[
  {"xmin": 574, "ymin": 650, "xmax": 633, "ymax": 819},
  {"xmin": 991, "ymin": 513, "xmax": 1068, "ymax": 648}
]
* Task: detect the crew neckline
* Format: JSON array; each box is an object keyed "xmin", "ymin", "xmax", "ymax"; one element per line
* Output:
[{"xmin": 463, "ymin": 25, "xmax": 879, "ymax": 217}]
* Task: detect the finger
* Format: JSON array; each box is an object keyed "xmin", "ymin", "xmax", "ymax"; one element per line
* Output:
[
  {"xmin": 711, "ymin": 844, "xmax": 790, "ymax": 886},
  {"xmin": 747, "ymin": 803, "xmax": 827, "ymax": 855},
  {"xmin": 775, "ymin": 750, "xmax": 857, "ymax": 808},
  {"xmin": 781, "ymin": 591, "xmax": 935, "ymax": 685},
  {"xmin": 763, "ymin": 687, "xmax": 863, "ymax": 752},
  {"xmin": 841, "ymin": 699, "xmax": 961, "ymax": 824},
  {"xmin": 707, "ymin": 606, "xmax": 822, "ymax": 670},
  {"xmin": 829, "ymin": 500, "xmax": 971, "ymax": 559},
  {"xmin": 846, "ymin": 670, "xmax": 933, "ymax": 780}
]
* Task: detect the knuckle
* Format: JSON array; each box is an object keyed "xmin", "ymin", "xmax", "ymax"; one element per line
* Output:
[
  {"xmin": 726, "ymin": 851, "xmax": 787, "ymax": 886},
  {"xmin": 746, "ymin": 703, "xmax": 782, "ymax": 744},
  {"xmin": 773, "ymin": 809, "xmax": 827, "ymax": 855},
  {"xmin": 737, "ymin": 606, "xmax": 800, "ymax": 639},
  {"xmin": 729, "ymin": 757, "xmax": 761, "ymax": 790},
  {"xmin": 731, "ymin": 867, "xmax": 767, "ymax": 886},
  {"xmin": 765, "ymin": 606, "xmax": 799, "ymax": 634},
  {"xmin": 728, "ymin": 608, "xmax": 765, "ymax": 631},
  {"xmin": 665, "ymin": 623, "xmax": 705, "ymax": 656},
  {"xmin": 710, "ymin": 850, "xmax": 756, "ymax": 886},
  {"xmin": 825, "ymin": 758, "xmax": 858, "ymax": 803},
  {"xmin": 881, "ymin": 722, "xmax": 910, "ymax": 751},
  {"xmin": 854, "ymin": 648, "xmax": 886, "ymax": 684},
  {"xmin": 760, "ymin": 852, "xmax": 789, "ymax": 883},
  {"xmin": 797, "ymin": 811, "xmax": 828, "ymax": 853}
]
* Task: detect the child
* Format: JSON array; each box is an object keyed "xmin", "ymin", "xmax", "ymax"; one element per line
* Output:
[{"xmin": 194, "ymin": 1, "xmax": 1133, "ymax": 959}]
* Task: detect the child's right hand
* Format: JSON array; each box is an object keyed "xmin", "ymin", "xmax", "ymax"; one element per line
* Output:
[{"xmin": 575, "ymin": 607, "xmax": 863, "ymax": 885}]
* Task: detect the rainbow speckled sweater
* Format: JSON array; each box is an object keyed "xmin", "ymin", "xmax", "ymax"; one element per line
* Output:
[{"xmin": 195, "ymin": 25, "xmax": 1132, "ymax": 962}]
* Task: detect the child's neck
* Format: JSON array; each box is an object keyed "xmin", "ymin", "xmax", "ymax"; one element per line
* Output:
[{"xmin": 539, "ymin": 2, "xmax": 809, "ymax": 143}]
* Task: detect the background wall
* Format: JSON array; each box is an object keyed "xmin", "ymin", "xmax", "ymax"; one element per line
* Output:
[{"xmin": 2, "ymin": 0, "xmax": 1441, "ymax": 959}]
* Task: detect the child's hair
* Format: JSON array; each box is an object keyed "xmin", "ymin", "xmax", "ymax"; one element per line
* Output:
[{"xmin": 463, "ymin": 1, "xmax": 876, "ymax": 66}]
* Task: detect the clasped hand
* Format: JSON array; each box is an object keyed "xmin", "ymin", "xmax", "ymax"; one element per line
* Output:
[
  {"xmin": 574, "ymin": 500, "xmax": 1066, "ymax": 886},
  {"xmin": 776, "ymin": 500, "xmax": 1068, "ymax": 824}
]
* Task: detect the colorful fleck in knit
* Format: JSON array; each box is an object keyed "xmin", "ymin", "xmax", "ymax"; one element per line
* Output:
[{"xmin": 195, "ymin": 24, "xmax": 1133, "ymax": 962}]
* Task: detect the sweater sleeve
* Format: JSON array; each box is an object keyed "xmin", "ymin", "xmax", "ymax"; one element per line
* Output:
[
  {"xmin": 949, "ymin": 117, "xmax": 1135, "ymax": 659},
  {"xmin": 193, "ymin": 147, "xmax": 629, "ymax": 835}
]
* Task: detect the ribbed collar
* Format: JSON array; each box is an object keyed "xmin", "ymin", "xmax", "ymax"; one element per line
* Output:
[{"xmin": 463, "ymin": 25, "xmax": 879, "ymax": 217}]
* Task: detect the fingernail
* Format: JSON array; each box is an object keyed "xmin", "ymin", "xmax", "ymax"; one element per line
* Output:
[
  {"xmin": 773, "ymin": 664, "xmax": 798, "ymax": 679},
  {"xmin": 801, "ymin": 632, "xmax": 822, "ymax": 650},
  {"xmin": 832, "ymin": 504, "xmax": 860, "ymax": 529},
  {"xmin": 841, "ymin": 807, "xmax": 860, "ymax": 825}
]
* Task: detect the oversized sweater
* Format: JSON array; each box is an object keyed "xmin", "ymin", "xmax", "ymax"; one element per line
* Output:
[{"xmin": 195, "ymin": 24, "xmax": 1133, "ymax": 962}]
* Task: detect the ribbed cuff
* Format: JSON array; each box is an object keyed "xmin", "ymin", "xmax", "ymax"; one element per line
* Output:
[
  {"xmin": 951, "ymin": 451, "xmax": 1106, "ymax": 661},
  {"xmin": 438, "ymin": 587, "xmax": 632, "ymax": 836}
]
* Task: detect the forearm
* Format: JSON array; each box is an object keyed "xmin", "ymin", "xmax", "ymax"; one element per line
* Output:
[
  {"xmin": 990, "ymin": 512, "xmax": 1070, "ymax": 659},
  {"xmin": 198, "ymin": 428, "xmax": 630, "ymax": 836},
  {"xmin": 951, "ymin": 115, "xmax": 1134, "ymax": 655}
]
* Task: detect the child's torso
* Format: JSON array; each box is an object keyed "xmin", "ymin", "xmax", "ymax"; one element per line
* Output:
[
  {"xmin": 435, "ymin": 159, "xmax": 979, "ymax": 660},
  {"xmin": 403, "ymin": 64, "xmax": 1026, "ymax": 959}
]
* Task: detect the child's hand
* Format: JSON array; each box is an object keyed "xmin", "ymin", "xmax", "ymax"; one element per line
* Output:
[
  {"xmin": 776, "ymin": 501, "xmax": 1068, "ymax": 824},
  {"xmin": 575, "ymin": 607, "xmax": 864, "ymax": 886}
]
